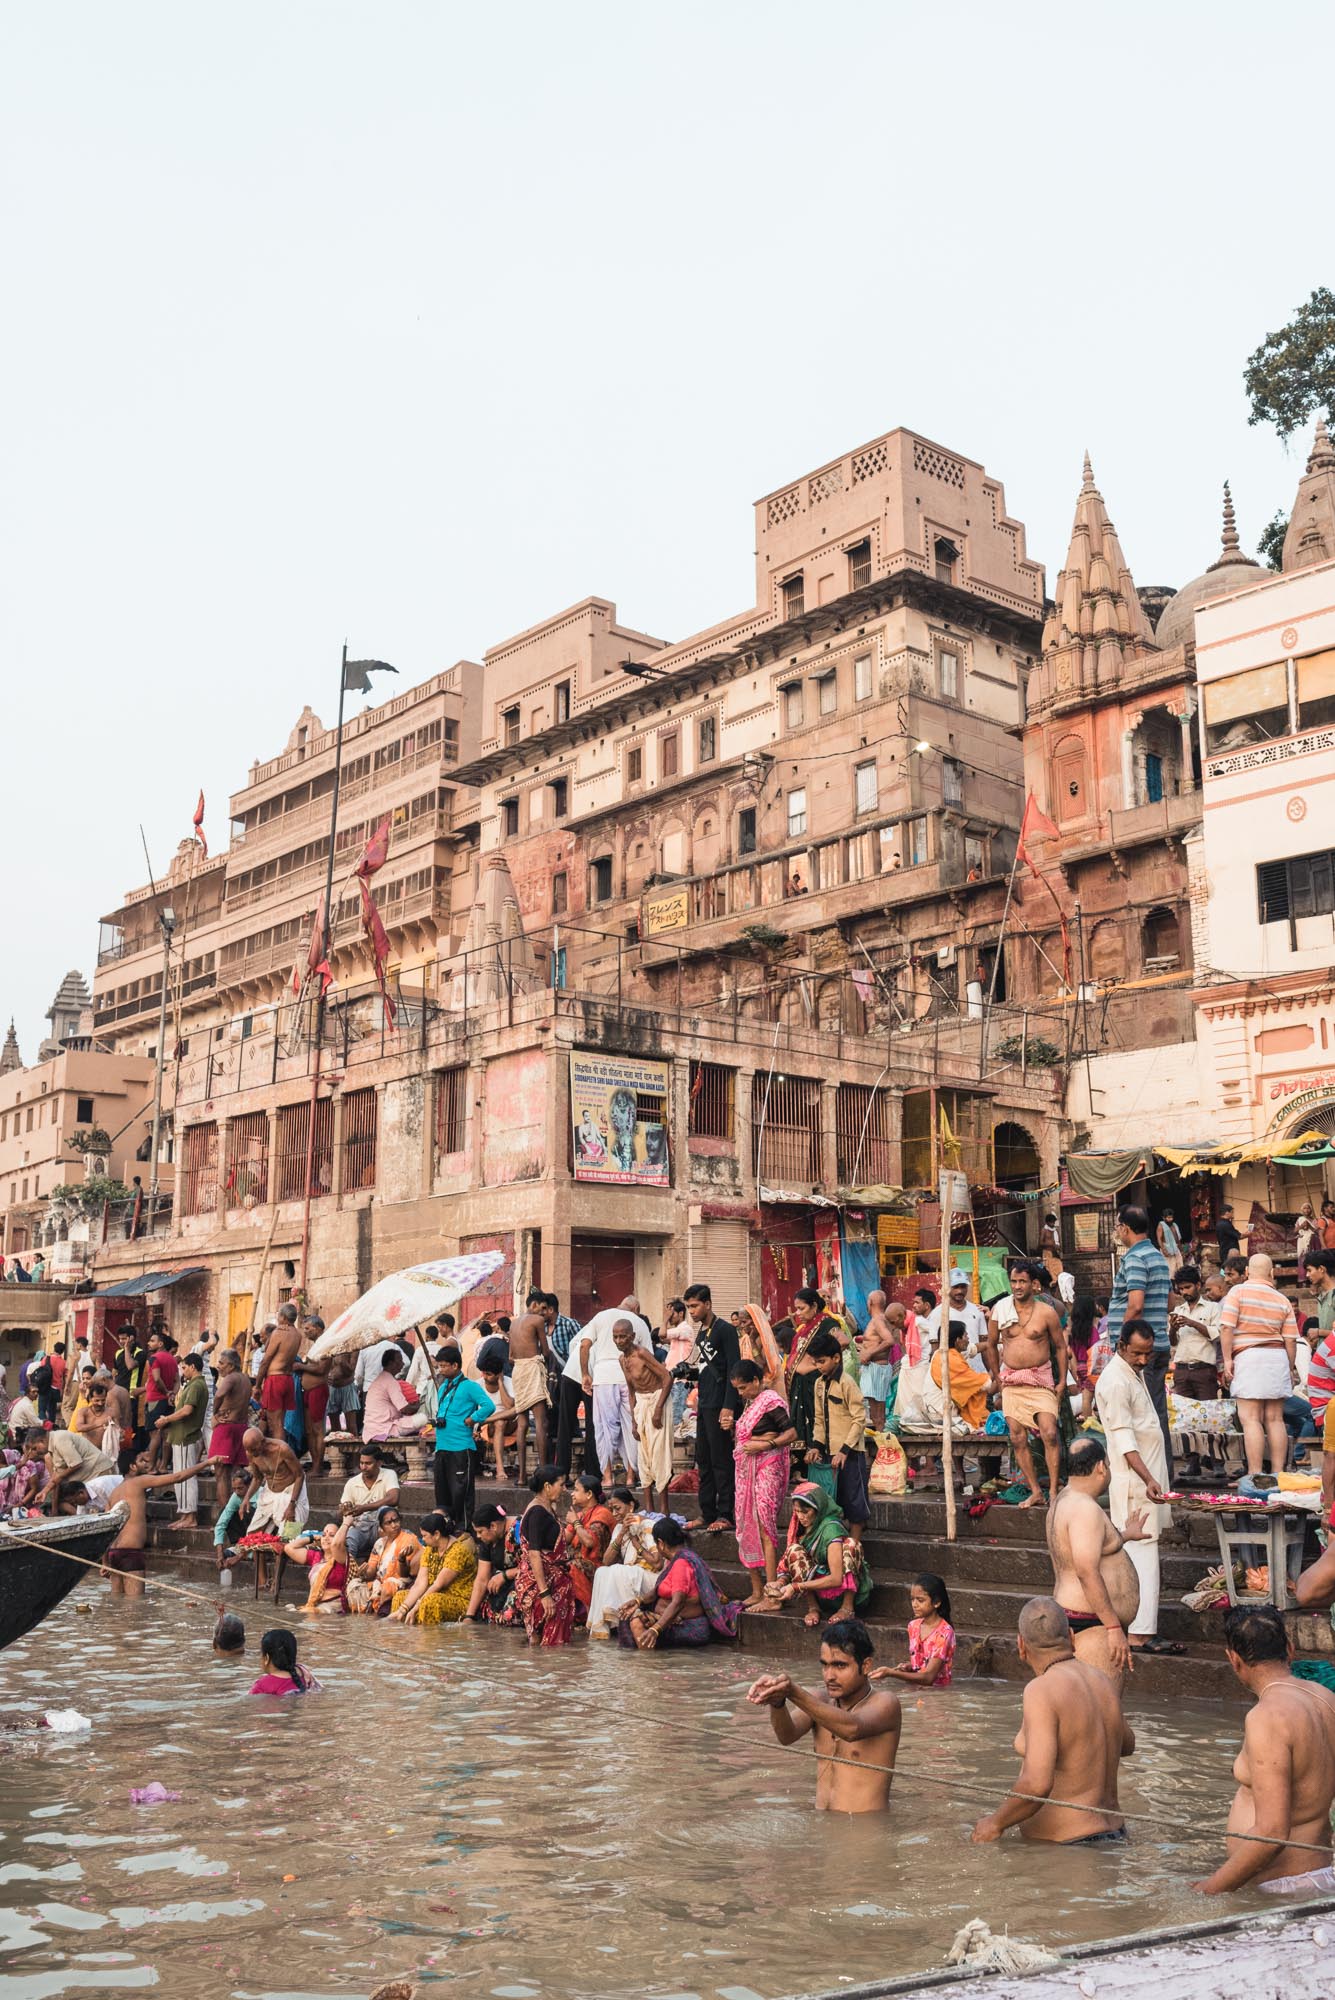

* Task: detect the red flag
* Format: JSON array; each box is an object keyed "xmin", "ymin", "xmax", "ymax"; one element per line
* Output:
[
  {"xmin": 1015, "ymin": 791, "xmax": 1058, "ymax": 863},
  {"xmin": 293, "ymin": 895, "xmax": 332, "ymax": 996},
  {"xmin": 192, "ymin": 791, "xmax": 208, "ymax": 859},
  {"xmin": 357, "ymin": 817, "xmax": 391, "ymax": 880},
  {"xmin": 359, "ymin": 878, "xmax": 397, "ymax": 1029}
]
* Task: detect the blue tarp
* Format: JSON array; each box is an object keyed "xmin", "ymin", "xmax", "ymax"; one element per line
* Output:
[
  {"xmin": 89, "ymin": 1267, "xmax": 205, "ymax": 1300},
  {"xmin": 838, "ymin": 1232, "xmax": 881, "ymax": 1326}
]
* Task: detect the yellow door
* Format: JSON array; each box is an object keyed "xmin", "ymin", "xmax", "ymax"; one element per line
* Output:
[{"xmin": 227, "ymin": 1293, "xmax": 253, "ymax": 1342}]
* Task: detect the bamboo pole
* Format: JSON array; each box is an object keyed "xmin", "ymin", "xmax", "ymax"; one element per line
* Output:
[{"xmin": 940, "ymin": 1185, "xmax": 956, "ymax": 1542}]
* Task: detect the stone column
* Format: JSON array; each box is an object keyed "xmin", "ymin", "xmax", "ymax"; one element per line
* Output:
[{"xmin": 819, "ymin": 1081, "xmax": 839, "ymax": 1192}]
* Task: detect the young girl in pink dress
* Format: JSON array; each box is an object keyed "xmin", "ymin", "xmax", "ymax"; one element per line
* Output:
[
  {"xmin": 249, "ymin": 1627, "xmax": 321, "ymax": 1696},
  {"xmin": 872, "ymin": 1573, "xmax": 956, "ymax": 1689}
]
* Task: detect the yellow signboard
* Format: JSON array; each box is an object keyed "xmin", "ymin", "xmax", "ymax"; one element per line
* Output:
[
  {"xmin": 877, "ymin": 1215, "xmax": 919, "ymax": 1252},
  {"xmin": 644, "ymin": 887, "xmax": 690, "ymax": 936}
]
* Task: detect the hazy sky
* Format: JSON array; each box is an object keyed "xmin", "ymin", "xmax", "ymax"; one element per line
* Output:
[{"xmin": 2, "ymin": 1, "xmax": 1329, "ymax": 1053}]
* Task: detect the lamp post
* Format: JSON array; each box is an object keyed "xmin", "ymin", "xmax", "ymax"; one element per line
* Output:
[
  {"xmin": 146, "ymin": 903, "xmax": 176, "ymax": 1232},
  {"xmin": 296, "ymin": 647, "xmax": 398, "ymax": 1295}
]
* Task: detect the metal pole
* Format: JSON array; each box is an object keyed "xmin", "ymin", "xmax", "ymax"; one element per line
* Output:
[
  {"xmin": 978, "ymin": 845, "xmax": 1022, "ymax": 1082},
  {"xmin": 147, "ymin": 911, "xmax": 174, "ymax": 1229},
  {"xmin": 299, "ymin": 645, "xmax": 348, "ymax": 1293},
  {"xmin": 1075, "ymin": 902, "xmax": 1095, "ymax": 1120},
  {"xmin": 940, "ymin": 1177, "xmax": 957, "ymax": 1543}
]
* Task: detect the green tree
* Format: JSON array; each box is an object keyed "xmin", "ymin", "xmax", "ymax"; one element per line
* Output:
[
  {"xmin": 1257, "ymin": 510, "xmax": 1289, "ymax": 570},
  {"xmin": 1245, "ymin": 288, "xmax": 1335, "ymax": 440}
]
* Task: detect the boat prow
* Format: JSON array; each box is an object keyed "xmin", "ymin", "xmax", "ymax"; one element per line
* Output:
[{"xmin": 0, "ymin": 1506, "xmax": 129, "ymax": 1650}]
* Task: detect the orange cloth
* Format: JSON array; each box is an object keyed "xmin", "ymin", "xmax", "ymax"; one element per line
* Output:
[{"xmin": 930, "ymin": 1348, "xmax": 989, "ymax": 1431}]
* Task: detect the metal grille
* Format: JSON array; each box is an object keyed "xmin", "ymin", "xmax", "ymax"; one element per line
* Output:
[
  {"xmin": 434, "ymin": 1066, "xmax": 467, "ymax": 1160},
  {"xmin": 901, "ymin": 1088, "xmax": 991, "ymax": 1187},
  {"xmin": 179, "ymin": 1121, "xmax": 219, "ymax": 1217},
  {"xmin": 688, "ymin": 1061, "xmax": 735, "ymax": 1141},
  {"xmin": 341, "ymin": 1087, "xmax": 378, "ymax": 1192},
  {"xmin": 835, "ymin": 1084, "xmax": 894, "ymax": 1185},
  {"xmin": 224, "ymin": 1111, "xmax": 269, "ymax": 1210},
  {"xmin": 273, "ymin": 1099, "xmax": 333, "ymax": 1203},
  {"xmin": 752, "ymin": 1073, "xmax": 821, "ymax": 1185}
]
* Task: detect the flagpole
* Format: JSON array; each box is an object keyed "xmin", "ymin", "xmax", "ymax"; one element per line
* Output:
[{"xmin": 299, "ymin": 643, "xmax": 348, "ymax": 1294}]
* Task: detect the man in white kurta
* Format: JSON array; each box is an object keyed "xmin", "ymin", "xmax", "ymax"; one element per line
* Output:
[{"xmin": 1094, "ymin": 1324, "xmax": 1173, "ymax": 1646}]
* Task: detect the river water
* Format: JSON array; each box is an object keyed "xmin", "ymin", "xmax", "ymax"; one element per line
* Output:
[{"xmin": 0, "ymin": 1584, "xmax": 1268, "ymax": 2000}]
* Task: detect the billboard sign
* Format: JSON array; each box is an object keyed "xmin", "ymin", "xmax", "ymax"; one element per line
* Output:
[{"xmin": 570, "ymin": 1051, "xmax": 670, "ymax": 1186}]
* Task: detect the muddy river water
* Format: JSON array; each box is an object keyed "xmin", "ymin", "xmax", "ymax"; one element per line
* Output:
[{"xmin": 0, "ymin": 1585, "xmax": 1269, "ymax": 2000}]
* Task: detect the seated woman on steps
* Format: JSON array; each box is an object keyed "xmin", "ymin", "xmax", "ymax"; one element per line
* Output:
[{"xmin": 766, "ymin": 1481, "xmax": 872, "ymax": 1628}]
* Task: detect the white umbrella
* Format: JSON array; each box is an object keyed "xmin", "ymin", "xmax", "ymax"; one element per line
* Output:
[{"xmin": 305, "ymin": 1250, "xmax": 505, "ymax": 1361}]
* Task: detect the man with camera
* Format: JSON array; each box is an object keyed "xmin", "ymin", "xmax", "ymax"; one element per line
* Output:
[{"xmin": 680, "ymin": 1283, "xmax": 742, "ymax": 1533}]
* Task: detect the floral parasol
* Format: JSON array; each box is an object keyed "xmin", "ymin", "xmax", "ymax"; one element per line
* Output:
[{"xmin": 305, "ymin": 1251, "xmax": 505, "ymax": 1360}]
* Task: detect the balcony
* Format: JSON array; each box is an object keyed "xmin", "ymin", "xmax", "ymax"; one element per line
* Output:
[
  {"xmin": 231, "ymin": 751, "xmax": 454, "ymax": 854},
  {"xmin": 1106, "ymin": 789, "xmax": 1202, "ymax": 849}
]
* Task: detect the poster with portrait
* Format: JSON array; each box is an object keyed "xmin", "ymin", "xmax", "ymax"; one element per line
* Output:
[{"xmin": 569, "ymin": 1051, "xmax": 670, "ymax": 1186}]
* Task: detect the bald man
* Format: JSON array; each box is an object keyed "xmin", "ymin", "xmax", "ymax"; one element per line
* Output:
[
  {"xmin": 1219, "ymin": 1253, "xmax": 1298, "ymax": 1481},
  {"xmin": 971, "ymin": 1598, "xmax": 1134, "ymax": 1846}
]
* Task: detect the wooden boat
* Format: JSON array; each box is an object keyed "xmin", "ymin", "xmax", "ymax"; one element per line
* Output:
[{"xmin": 0, "ymin": 1506, "xmax": 127, "ymax": 1650}]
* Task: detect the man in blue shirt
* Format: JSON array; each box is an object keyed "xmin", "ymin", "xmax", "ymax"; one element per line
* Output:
[
  {"xmin": 431, "ymin": 1344, "xmax": 494, "ymax": 1528},
  {"xmin": 1107, "ymin": 1205, "xmax": 1173, "ymax": 1475}
]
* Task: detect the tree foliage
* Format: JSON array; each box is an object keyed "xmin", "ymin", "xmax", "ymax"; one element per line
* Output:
[
  {"xmin": 1257, "ymin": 510, "xmax": 1289, "ymax": 570},
  {"xmin": 1245, "ymin": 288, "xmax": 1335, "ymax": 440}
]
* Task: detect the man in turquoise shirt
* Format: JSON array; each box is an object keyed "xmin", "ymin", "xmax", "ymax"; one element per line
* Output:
[
  {"xmin": 431, "ymin": 1344, "xmax": 494, "ymax": 1529},
  {"xmin": 1107, "ymin": 1205, "xmax": 1172, "ymax": 1474}
]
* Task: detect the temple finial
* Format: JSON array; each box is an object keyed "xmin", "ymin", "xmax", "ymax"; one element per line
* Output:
[
  {"xmin": 1310, "ymin": 416, "xmax": 1335, "ymax": 471},
  {"xmin": 1082, "ymin": 450, "xmax": 1095, "ymax": 490},
  {"xmin": 1221, "ymin": 480, "xmax": 1241, "ymax": 555}
]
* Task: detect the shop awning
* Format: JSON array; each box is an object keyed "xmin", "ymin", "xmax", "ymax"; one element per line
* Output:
[
  {"xmin": 1064, "ymin": 1150, "xmax": 1153, "ymax": 1200},
  {"xmin": 89, "ymin": 1267, "xmax": 206, "ymax": 1300},
  {"xmin": 1156, "ymin": 1133, "xmax": 1331, "ymax": 1179}
]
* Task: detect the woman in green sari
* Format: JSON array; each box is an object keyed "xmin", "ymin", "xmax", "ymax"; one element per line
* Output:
[{"xmin": 765, "ymin": 1479, "xmax": 872, "ymax": 1627}]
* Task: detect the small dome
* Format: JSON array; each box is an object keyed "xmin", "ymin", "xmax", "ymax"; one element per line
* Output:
[{"xmin": 1155, "ymin": 482, "xmax": 1264, "ymax": 650}]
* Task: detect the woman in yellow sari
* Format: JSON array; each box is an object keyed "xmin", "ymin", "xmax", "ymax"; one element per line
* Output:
[{"xmin": 388, "ymin": 1513, "xmax": 477, "ymax": 1626}]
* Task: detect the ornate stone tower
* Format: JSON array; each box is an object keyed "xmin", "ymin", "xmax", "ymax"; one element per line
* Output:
[
  {"xmin": 0, "ymin": 1020, "xmax": 21, "ymax": 1074},
  {"xmin": 1283, "ymin": 418, "xmax": 1335, "ymax": 572},
  {"xmin": 1031, "ymin": 454, "xmax": 1158, "ymax": 714},
  {"xmin": 39, "ymin": 970, "xmax": 92, "ymax": 1060}
]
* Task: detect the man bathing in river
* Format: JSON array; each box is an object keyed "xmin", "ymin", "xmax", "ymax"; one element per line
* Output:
[
  {"xmin": 1195, "ymin": 1604, "xmax": 1335, "ymax": 1896},
  {"xmin": 748, "ymin": 1617, "xmax": 902, "ymax": 1813},
  {"xmin": 983, "ymin": 1260, "xmax": 1067, "ymax": 1509},
  {"xmin": 972, "ymin": 1598, "xmax": 1133, "ymax": 1845},
  {"xmin": 1047, "ymin": 1434, "xmax": 1148, "ymax": 1684},
  {"xmin": 100, "ymin": 1454, "xmax": 223, "ymax": 1596}
]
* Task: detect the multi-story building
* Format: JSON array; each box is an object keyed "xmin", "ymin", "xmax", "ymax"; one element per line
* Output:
[
  {"xmin": 0, "ymin": 1035, "xmax": 156, "ymax": 1257},
  {"xmin": 1191, "ymin": 420, "xmax": 1335, "ymax": 1218},
  {"xmin": 71, "ymin": 426, "xmax": 1068, "ymax": 1335}
]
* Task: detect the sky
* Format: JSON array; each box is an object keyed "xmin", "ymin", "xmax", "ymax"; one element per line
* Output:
[{"xmin": 2, "ymin": 0, "xmax": 1330, "ymax": 1054}]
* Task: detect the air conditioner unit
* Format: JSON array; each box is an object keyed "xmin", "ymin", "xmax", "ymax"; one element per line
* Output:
[{"xmin": 936, "ymin": 945, "xmax": 957, "ymax": 967}]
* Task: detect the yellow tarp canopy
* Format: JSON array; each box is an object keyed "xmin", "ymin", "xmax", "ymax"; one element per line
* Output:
[{"xmin": 1157, "ymin": 1131, "xmax": 1330, "ymax": 1178}]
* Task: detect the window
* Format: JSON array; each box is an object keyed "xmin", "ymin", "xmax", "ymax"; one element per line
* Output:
[
  {"xmin": 592, "ymin": 856, "xmax": 613, "ymax": 903},
  {"xmin": 854, "ymin": 652, "xmax": 872, "ymax": 701},
  {"xmin": 627, "ymin": 745, "xmax": 643, "ymax": 784},
  {"xmin": 964, "ymin": 834, "xmax": 987, "ymax": 877},
  {"xmin": 688, "ymin": 1061, "xmax": 735, "ymax": 1141},
  {"xmin": 342, "ymin": 1087, "xmax": 378, "ymax": 1192},
  {"xmin": 25, "ymin": 1108, "xmax": 33, "ymax": 1133},
  {"xmin": 787, "ymin": 788, "xmax": 808, "ymax": 838},
  {"xmin": 1298, "ymin": 648, "xmax": 1335, "ymax": 731},
  {"xmin": 698, "ymin": 715, "xmax": 717, "ymax": 763},
  {"xmin": 76, "ymin": 1096, "xmax": 94, "ymax": 1124},
  {"xmin": 854, "ymin": 762, "xmax": 878, "ymax": 816},
  {"xmin": 943, "ymin": 757, "xmax": 963, "ymax": 805},
  {"xmin": 818, "ymin": 671, "xmax": 837, "ymax": 717},
  {"xmin": 552, "ymin": 870, "xmax": 568, "ymax": 915},
  {"xmin": 551, "ymin": 777, "xmax": 569, "ymax": 819},
  {"xmin": 1144, "ymin": 752, "xmax": 1164, "ymax": 804},
  {"xmin": 502, "ymin": 705, "xmax": 520, "ymax": 746},
  {"xmin": 1258, "ymin": 849, "xmax": 1335, "ymax": 927},
  {"xmin": 848, "ymin": 540, "xmax": 872, "ymax": 591},
  {"xmin": 660, "ymin": 733, "xmax": 679, "ymax": 778},
  {"xmin": 434, "ymin": 1066, "xmax": 467, "ymax": 1160},
  {"xmin": 934, "ymin": 537, "xmax": 959, "ymax": 584},
  {"xmin": 939, "ymin": 649, "xmax": 960, "ymax": 699},
  {"xmin": 443, "ymin": 717, "xmax": 459, "ymax": 761},
  {"xmin": 738, "ymin": 807, "xmax": 757, "ymax": 855},
  {"xmin": 501, "ymin": 798, "xmax": 519, "ymax": 838},
  {"xmin": 906, "ymin": 816, "xmax": 929, "ymax": 866},
  {"xmin": 1204, "ymin": 663, "xmax": 1289, "ymax": 753},
  {"xmin": 555, "ymin": 680, "xmax": 571, "ymax": 724},
  {"xmin": 782, "ymin": 574, "xmax": 805, "ymax": 619},
  {"xmin": 783, "ymin": 682, "xmax": 804, "ymax": 730},
  {"xmin": 1142, "ymin": 906, "xmax": 1180, "ymax": 967}
]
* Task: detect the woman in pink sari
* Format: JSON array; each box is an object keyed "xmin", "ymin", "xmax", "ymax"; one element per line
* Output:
[{"xmin": 730, "ymin": 1359, "xmax": 796, "ymax": 1608}]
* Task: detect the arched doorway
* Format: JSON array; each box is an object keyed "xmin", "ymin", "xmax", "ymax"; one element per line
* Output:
[{"xmin": 993, "ymin": 1119, "xmax": 1043, "ymax": 1255}]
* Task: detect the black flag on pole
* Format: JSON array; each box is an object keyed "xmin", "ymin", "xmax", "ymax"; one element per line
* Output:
[{"xmin": 342, "ymin": 658, "xmax": 398, "ymax": 695}]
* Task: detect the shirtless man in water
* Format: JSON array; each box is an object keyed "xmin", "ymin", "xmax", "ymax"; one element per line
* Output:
[
  {"xmin": 748, "ymin": 1617, "xmax": 903, "ymax": 1814},
  {"xmin": 972, "ymin": 1598, "xmax": 1133, "ymax": 1846},
  {"xmin": 1047, "ymin": 1433, "xmax": 1147, "ymax": 1685},
  {"xmin": 983, "ymin": 1261, "xmax": 1067, "ymax": 1509},
  {"xmin": 1195, "ymin": 1604, "xmax": 1335, "ymax": 1896},
  {"xmin": 252, "ymin": 1303, "xmax": 301, "ymax": 1439},
  {"xmin": 506, "ymin": 1301, "xmax": 552, "ymax": 1481},
  {"xmin": 99, "ymin": 1454, "xmax": 222, "ymax": 1597}
]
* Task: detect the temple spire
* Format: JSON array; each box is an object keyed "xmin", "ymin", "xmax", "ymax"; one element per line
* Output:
[
  {"xmin": 0, "ymin": 1020, "xmax": 21, "ymax": 1074},
  {"xmin": 1032, "ymin": 452, "xmax": 1157, "ymax": 710},
  {"xmin": 1283, "ymin": 415, "xmax": 1335, "ymax": 571}
]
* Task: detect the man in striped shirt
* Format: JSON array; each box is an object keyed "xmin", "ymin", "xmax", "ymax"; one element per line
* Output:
[
  {"xmin": 1305, "ymin": 1253, "xmax": 1335, "ymax": 1425},
  {"xmin": 1219, "ymin": 1255, "xmax": 1298, "ymax": 1481},
  {"xmin": 1107, "ymin": 1207, "xmax": 1173, "ymax": 1475}
]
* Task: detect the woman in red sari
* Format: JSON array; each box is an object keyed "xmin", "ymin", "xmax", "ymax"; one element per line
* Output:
[
  {"xmin": 562, "ymin": 1472, "xmax": 615, "ymax": 1622},
  {"xmin": 730, "ymin": 1360, "xmax": 795, "ymax": 1608},
  {"xmin": 515, "ymin": 1464, "xmax": 578, "ymax": 1647}
]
